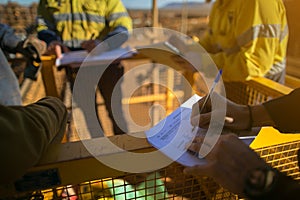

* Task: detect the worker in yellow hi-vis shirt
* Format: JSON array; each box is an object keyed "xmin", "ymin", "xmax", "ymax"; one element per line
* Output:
[
  {"xmin": 36, "ymin": 0, "xmax": 132, "ymax": 136},
  {"xmin": 199, "ymin": 0, "xmax": 288, "ymax": 83}
]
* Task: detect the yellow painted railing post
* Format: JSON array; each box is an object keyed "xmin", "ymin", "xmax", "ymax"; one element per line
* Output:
[{"xmin": 40, "ymin": 56, "xmax": 60, "ymax": 98}]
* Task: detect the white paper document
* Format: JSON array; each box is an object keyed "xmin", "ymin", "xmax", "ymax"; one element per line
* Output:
[
  {"xmin": 145, "ymin": 94, "xmax": 255, "ymax": 167},
  {"xmin": 55, "ymin": 46, "xmax": 135, "ymax": 67},
  {"xmin": 145, "ymin": 94, "xmax": 206, "ymax": 167}
]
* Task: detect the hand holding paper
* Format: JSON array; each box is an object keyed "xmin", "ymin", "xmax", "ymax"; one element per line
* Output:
[
  {"xmin": 184, "ymin": 134, "xmax": 265, "ymax": 197},
  {"xmin": 145, "ymin": 94, "xmax": 255, "ymax": 167},
  {"xmin": 145, "ymin": 94, "xmax": 206, "ymax": 167}
]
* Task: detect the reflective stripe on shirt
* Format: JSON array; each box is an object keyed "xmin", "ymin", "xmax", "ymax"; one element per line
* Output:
[
  {"xmin": 108, "ymin": 12, "xmax": 130, "ymax": 22},
  {"xmin": 53, "ymin": 13, "xmax": 105, "ymax": 24},
  {"xmin": 238, "ymin": 24, "xmax": 282, "ymax": 46},
  {"xmin": 224, "ymin": 24, "xmax": 288, "ymax": 55}
]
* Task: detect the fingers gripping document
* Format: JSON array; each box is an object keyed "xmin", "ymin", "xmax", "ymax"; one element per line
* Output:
[
  {"xmin": 145, "ymin": 95, "xmax": 255, "ymax": 167},
  {"xmin": 145, "ymin": 95, "xmax": 206, "ymax": 167}
]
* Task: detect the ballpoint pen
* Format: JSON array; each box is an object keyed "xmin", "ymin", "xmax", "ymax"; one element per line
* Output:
[
  {"xmin": 201, "ymin": 69, "xmax": 222, "ymax": 112},
  {"xmin": 192, "ymin": 69, "xmax": 223, "ymax": 131},
  {"xmin": 189, "ymin": 69, "xmax": 223, "ymax": 157}
]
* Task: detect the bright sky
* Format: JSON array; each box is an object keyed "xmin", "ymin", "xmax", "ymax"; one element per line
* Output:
[
  {"xmin": 123, "ymin": 0, "xmax": 206, "ymax": 9},
  {"xmin": 1, "ymin": 0, "xmax": 205, "ymax": 9}
]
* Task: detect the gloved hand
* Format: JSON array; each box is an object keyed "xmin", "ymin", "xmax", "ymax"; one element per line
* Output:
[
  {"xmin": 16, "ymin": 35, "xmax": 46, "ymax": 63},
  {"xmin": 23, "ymin": 61, "xmax": 40, "ymax": 81},
  {"xmin": 16, "ymin": 36, "xmax": 46, "ymax": 80}
]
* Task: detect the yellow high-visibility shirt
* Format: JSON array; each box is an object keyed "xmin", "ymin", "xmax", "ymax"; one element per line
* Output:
[
  {"xmin": 37, "ymin": 0, "xmax": 132, "ymax": 48},
  {"xmin": 199, "ymin": 0, "xmax": 288, "ymax": 82}
]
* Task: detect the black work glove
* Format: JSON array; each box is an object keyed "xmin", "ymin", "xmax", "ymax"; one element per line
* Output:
[
  {"xmin": 24, "ymin": 61, "xmax": 41, "ymax": 81},
  {"xmin": 16, "ymin": 36, "xmax": 46, "ymax": 80},
  {"xmin": 16, "ymin": 35, "xmax": 46, "ymax": 63}
]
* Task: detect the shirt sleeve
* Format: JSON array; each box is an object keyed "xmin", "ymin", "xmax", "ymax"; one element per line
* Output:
[
  {"xmin": 0, "ymin": 23, "xmax": 22, "ymax": 53},
  {"xmin": 103, "ymin": 26, "xmax": 130, "ymax": 50},
  {"xmin": 36, "ymin": 0, "xmax": 60, "ymax": 45},
  {"xmin": 106, "ymin": 0, "xmax": 132, "ymax": 32},
  {"xmin": 263, "ymin": 88, "xmax": 300, "ymax": 133},
  {"xmin": 103, "ymin": 0, "xmax": 132, "ymax": 50},
  {"xmin": 0, "ymin": 96, "xmax": 67, "ymax": 183},
  {"xmin": 199, "ymin": 1, "xmax": 287, "ymax": 82}
]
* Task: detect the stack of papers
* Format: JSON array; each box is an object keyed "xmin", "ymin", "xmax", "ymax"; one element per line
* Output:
[{"xmin": 55, "ymin": 46, "xmax": 136, "ymax": 67}]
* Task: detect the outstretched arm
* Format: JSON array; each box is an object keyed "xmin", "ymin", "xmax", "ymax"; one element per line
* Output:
[
  {"xmin": 191, "ymin": 88, "xmax": 300, "ymax": 133},
  {"xmin": 0, "ymin": 96, "xmax": 67, "ymax": 183}
]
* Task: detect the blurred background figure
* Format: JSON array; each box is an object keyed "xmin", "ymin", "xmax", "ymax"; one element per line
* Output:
[
  {"xmin": 0, "ymin": 23, "xmax": 46, "ymax": 105},
  {"xmin": 36, "ymin": 0, "xmax": 132, "ymax": 136},
  {"xmin": 197, "ymin": 0, "xmax": 288, "ymax": 83}
]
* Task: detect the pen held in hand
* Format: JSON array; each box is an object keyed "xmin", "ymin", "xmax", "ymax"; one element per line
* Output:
[
  {"xmin": 200, "ymin": 69, "xmax": 222, "ymax": 114},
  {"xmin": 192, "ymin": 69, "xmax": 223, "ymax": 130}
]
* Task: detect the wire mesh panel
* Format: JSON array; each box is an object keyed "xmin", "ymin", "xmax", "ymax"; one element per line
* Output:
[
  {"xmin": 26, "ymin": 142, "xmax": 298, "ymax": 200},
  {"xmin": 7, "ymin": 138, "xmax": 300, "ymax": 200},
  {"xmin": 224, "ymin": 77, "xmax": 293, "ymax": 105},
  {"xmin": 26, "ymin": 163, "xmax": 237, "ymax": 200},
  {"xmin": 224, "ymin": 81, "xmax": 269, "ymax": 105},
  {"xmin": 255, "ymin": 140, "xmax": 300, "ymax": 181}
]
